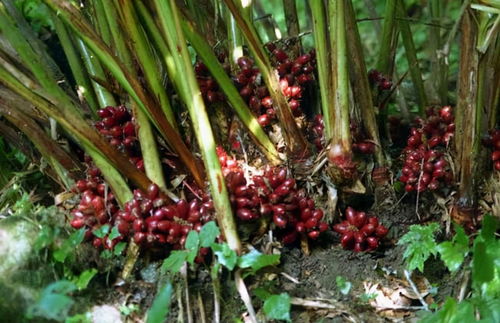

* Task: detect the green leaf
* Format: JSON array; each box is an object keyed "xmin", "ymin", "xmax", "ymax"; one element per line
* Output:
[
  {"xmin": 100, "ymin": 250, "xmax": 112, "ymax": 259},
  {"xmin": 92, "ymin": 224, "xmax": 110, "ymax": 239},
  {"xmin": 108, "ymin": 226, "xmax": 121, "ymax": 241},
  {"xmin": 114, "ymin": 242, "xmax": 127, "ymax": 256},
  {"xmin": 185, "ymin": 230, "xmax": 200, "ymax": 264},
  {"xmin": 27, "ymin": 280, "xmax": 77, "ymax": 321},
  {"xmin": 34, "ymin": 226, "xmax": 57, "ymax": 251},
  {"xmin": 65, "ymin": 312, "xmax": 92, "ymax": 323},
  {"xmin": 146, "ymin": 281, "xmax": 173, "ymax": 323},
  {"xmin": 436, "ymin": 225, "xmax": 469, "ymax": 272},
  {"xmin": 237, "ymin": 249, "xmax": 280, "ymax": 272},
  {"xmin": 397, "ymin": 223, "xmax": 439, "ymax": 272},
  {"xmin": 73, "ymin": 269, "xmax": 97, "ymax": 290},
  {"xmin": 199, "ymin": 221, "xmax": 220, "ymax": 247},
  {"xmin": 161, "ymin": 250, "xmax": 187, "ymax": 274},
  {"xmin": 336, "ymin": 276, "xmax": 352, "ymax": 295},
  {"xmin": 263, "ymin": 293, "xmax": 291, "ymax": 322},
  {"xmin": 211, "ymin": 242, "xmax": 237, "ymax": 271},
  {"xmin": 53, "ymin": 228, "xmax": 85, "ymax": 263},
  {"xmin": 253, "ymin": 287, "xmax": 272, "ymax": 301}
]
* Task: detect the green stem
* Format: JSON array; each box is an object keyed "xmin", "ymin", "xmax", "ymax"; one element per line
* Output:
[
  {"xmin": 43, "ymin": 0, "xmax": 205, "ymax": 188},
  {"xmin": 0, "ymin": 64, "xmax": 151, "ymax": 198},
  {"xmin": 333, "ymin": 0, "xmax": 351, "ymax": 148},
  {"xmin": 52, "ymin": 12, "xmax": 99, "ymax": 115},
  {"xmin": 153, "ymin": 0, "xmax": 241, "ymax": 252},
  {"xmin": 181, "ymin": 19, "xmax": 281, "ymax": 165},
  {"xmin": 376, "ymin": 0, "xmax": 398, "ymax": 76},
  {"xmin": 91, "ymin": 0, "xmax": 112, "ymax": 46},
  {"xmin": 75, "ymin": 38, "xmax": 117, "ymax": 108},
  {"xmin": 396, "ymin": 0, "xmax": 427, "ymax": 115},
  {"xmin": 309, "ymin": 0, "xmax": 332, "ymax": 141},
  {"xmin": 116, "ymin": 0, "xmax": 178, "ymax": 130},
  {"xmin": 225, "ymin": 3, "xmax": 245, "ymax": 70},
  {"xmin": 222, "ymin": 0, "xmax": 309, "ymax": 160}
]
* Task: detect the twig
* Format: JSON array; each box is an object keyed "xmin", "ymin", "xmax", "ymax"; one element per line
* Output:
[
  {"xmin": 234, "ymin": 269, "xmax": 258, "ymax": 323},
  {"xmin": 176, "ymin": 285, "xmax": 185, "ymax": 323},
  {"xmin": 457, "ymin": 268, "xmax": 471, "ymax": 302},
  {"xmin": 404, "ymin": 270, "xmax": 429, "ymax": 311},
  {"xmin": 280, "ymin": 272, "xmax": 300, "ymax": 284},
  {"xmin": 180, "ymin": 263, "xmax": 193, "ymax": 323},
  {"xmin": 197, "ymin": 292, "xmax": 207, "ymax": 323},
  {"xmin": 211, "ymin": 262, "xmax": 221, "ymax": 323}
]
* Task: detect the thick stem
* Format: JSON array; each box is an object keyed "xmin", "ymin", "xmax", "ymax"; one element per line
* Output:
[
  {"xmin": 396, "ymin": 0, "xmax": 427, "ymax": 114},
  {"xmin": 309, "ymin": 0, "xmax": 333, "ymax": 140},
  {"xmin": 52, "ymin": 13, "xmax": 99, "ymax": 114},
  {"xmin": 283, "ymin": 0, "xmax": 301, "ymax": 57},
  {"xmin": 75, "ymin": 38, "xmax": 117, "ymax": 108}
]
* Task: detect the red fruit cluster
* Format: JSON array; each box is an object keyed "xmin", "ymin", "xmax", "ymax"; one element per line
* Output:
[
  {"xmin": 217, "ymin": 147, "xmax": 329, "ymax": 244},
  {"xmin": 333, "ymin": 207, "xmax": 388, "ymax": 252},
  {"xmin": 70, "ymin": 170, "xmax": 122, "ymax": 249},
  {"xmin": 368, "ymin": 69, "xmax": 392, "ymax": 91},
  {"xmin": 310, "ymin": 114, "xmax": 325, "ymax": 150},
  {"xmin": 95, "ymin": 105, "xmax": 144, "ymax": 171},
  {"xmin": 195, "ymin": 61, "xmax": 225, "ymax": 104},
  {"xmin": 483, "ymin": 129, "xmax": 500, "ymax": 171},
  {"xmin": 399, "ymin": 106, "xmax": 454, "ymax": 192},
  {"xmin": 117, "ymin": 184, "xmax": 214, "ymax": 250},
  {"xmin": 351, "ymin": 122, "xmax": 376, "ymax": 155}
]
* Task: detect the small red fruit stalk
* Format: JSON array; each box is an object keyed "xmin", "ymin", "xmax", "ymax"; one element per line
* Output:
[{"xmin": 333, "ymin": 207, "xmax": 388, "ymax": 252}]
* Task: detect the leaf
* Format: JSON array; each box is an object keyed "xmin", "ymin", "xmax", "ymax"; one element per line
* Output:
[
  {"xmin": 263, "ymin": 293, "xmax": 291, "ymax": 322},
  {"xmin": 100, "ymin": 250, "xmax": 112, "ymax": 259},
  {"xmin": 108, "ymin": 226, "xmax": 121, "ymax": 241},
  {"xmin": 92, "ymin": 224, "xmax": 110, "ymax": 238},
  {"xmin": 199, "ymin": 221, "xmax": 220, "ymax": 247},
  {"xmin": 336, "ymin": 276, "xmax": 352, "ymax": 295},
  {"xmin": 53, "ymin": 228, "xmax": 85, "ymax": 262},
  {"xmin": 253, "ymin": 287, "xmax": 272, "ymax": 301},
  {"xmin": 211, "ymin": 242, "xmax": 237, "ymax": 270},
  {"xmin": 161, "ymin": 250, "xmax": 187, "ymax": 274},
  {"xmin": 436, "ymin": 225, "xmax": 469, "ymax": 272},
  {"xmin": 27, "ymin": 280, "xmax": 77, "ymax": 321},
  {"xmin": 113, "ymin": 242, "xmax": 127, "ymax": 256},
  {"xmin": 73, "ymin": 269, "xmax": 97, "ymax": 290},
  {"xmin": 237, "ymin": 249, "xmax": 280, "ymax": 272},
  {"xmin": 146, "ymin": 281, "xmax": 173, "ymax": 323},
  {"xmin": 184, "ymin": 230, "xmax": 199, "ymax": 264},
  {"xmin": 398, "ymin": 223, "xmax": 439, "ymax": 272}
]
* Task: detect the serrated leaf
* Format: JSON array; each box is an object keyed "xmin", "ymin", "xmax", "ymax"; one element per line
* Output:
[
  {"xmin": 199, "ymin": 221, "xmax": 220, "ymax": 247},
  {"xmin": 161, "ymin": 250, "xmax": 187, "ymax": 274},
  {"xmin": 108, "ymin": 226, "xmax": 121, "ymax": 241},
  {"xmin": 263, "ymin": 293, "xmax": 291, "ymax": 322},
  {"xmin": 185, "ymin": 231, "xmax": 199, "ymax": 264},
  {"xmin": 398, "ymin": 223, "xmax": 439, "ymax": 272},
  {"xmin": 74, "ymin": 269, "xmax": 97, "ymax": 290},
  {"xmin": 146, "ymin": 281, "xmax": 173, "ymax": 323},
  {"xmin": 211, "ymin": 242, "xmax": 237, "ymax": 270},
  {"xmin": 336, "ymin": 276, "xmax": 352, "ymax": 295},
  {"xmin": 237, "ymin": 249, "xmax": 280, "ymax": 272},
  {"xmin": 53, "ymin": 228, "xmax": 85, "ymax": 263},
  {"xmin": 92, "ymin": 224, "xmax": 110, "ymax": 238},
  {"xmin": 436, "ymin": 225, "xmax": 469, "ymax": 272}
]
